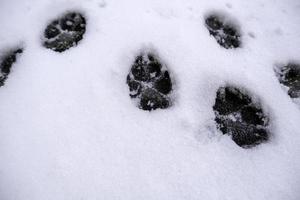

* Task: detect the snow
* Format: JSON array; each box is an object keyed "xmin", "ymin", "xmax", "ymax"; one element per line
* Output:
[{"xmin": 0, "ymin": 0, "xmax": 300, "ymax": 199}]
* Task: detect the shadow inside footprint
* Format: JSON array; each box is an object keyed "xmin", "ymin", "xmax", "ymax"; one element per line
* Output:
[
  {"xmin": 0, "ymin": 48, "xmax": 23, "ymax": 87},
  {"xmin": 213, "ymin": 86, "xmax": 269, "ymax": 148},
  {"xmin": 43, "ymin": 12, "xmax": 86, "ymax": 52},
  {"xmin": 276, "ymin": 63, "xmax": 300, "ymax": 98},
  {"xmin": 127, "ymin": 52, "xmax": 173, "ymax": 111},
  {"xmin": 205, "ymin": 14, "xmax": 241, "ymax": 49}
]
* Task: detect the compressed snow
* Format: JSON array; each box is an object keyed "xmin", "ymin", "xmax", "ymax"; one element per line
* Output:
[{"xmin": 0, "ymin": 0, "xmax": 300, "ymax": 199}]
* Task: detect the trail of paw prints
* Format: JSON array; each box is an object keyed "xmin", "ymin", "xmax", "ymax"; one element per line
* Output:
[
  {"xmin": 276, "ymin": 63, "xmax": 300, "ymax": 98},
  {"xmin": 43, "ymin": 12, "xmax": 86, "ymax": 52},
  {"xmin": 0, "ymin": 48, "xmax": 23, "ymax": 87},
  {"xmin": 213, "ymin": 86, "xmax": 269, "ymax": 148},
  {"xmin": 205, "ymin": 14, "xmax": 241, "ymax": 49},
  {"xmin": 127, "ymin": 51, "xmax": 173, "ymax": 111}
]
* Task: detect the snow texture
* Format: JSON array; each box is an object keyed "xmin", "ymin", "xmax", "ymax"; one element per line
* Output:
[{"xmin": 0, "ymin": 0, "xmax": 300, "ymax": 200}]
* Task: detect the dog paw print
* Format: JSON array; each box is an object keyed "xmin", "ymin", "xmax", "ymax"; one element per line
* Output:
[
  {"xmin": 43, "ymin": 12, "xmax": 86, "ymax": 52},
  {"xmin": 127, "ymin": 52, "xmax": 173, "ymax": 111},
  {"xmin": 0, "ymin": 48, "xmax": 23, "ymax": 87},
  {"xmin": 205, "ymin": 14, "xmax": 241, "ymax": 49},
  {"xmin": 213, "ymin": 86, "xmax": 269, "ymax": 148},
  {"xmin": 276, "ymin": 63, "xmax": 300, "ymax": 98}
]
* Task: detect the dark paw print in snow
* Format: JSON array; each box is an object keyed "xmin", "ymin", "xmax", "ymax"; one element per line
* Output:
[
  {"xmin": 127, "ymin": 52, "xmax": 172, "ymax": 111},
  {"xmin": 43, "ymin": 12, "xmax": 86, "ymax": 52},
  {"xmin": 277, "ymin": 63, "xmax": 300, "ymax": 98},
  {"xmin": 0, "ymin": 48, "xmax": 23, "ymax": 87},
  {"xmin": 205, "ymin": 15, "xmax": 241, "ymax": 49},
  {"xmin": 213, "ymin": 86, "xmax": 269, "ymax": 148}
]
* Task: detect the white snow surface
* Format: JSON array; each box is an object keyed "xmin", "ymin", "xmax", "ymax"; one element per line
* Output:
[{"xmin": 0, "ymin": 0, "xmax": 300, "ymax": 199}]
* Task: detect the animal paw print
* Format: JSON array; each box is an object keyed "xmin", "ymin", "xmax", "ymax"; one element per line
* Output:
[
  {"xmin": 213, "ymin": 86, "xmax": 269, "ymax": 148},
  {"xmin": 205, "ymin": 14, "xmax": 241, "ymax": 49},
  {"xmin": 0, "ymin": 48, "xmax": 23, "ymax": 87},
  {"xmin": 276, "ymin": 63, "xmax": 300, "ymax": 98},
  {"xmin": 127, "ymin": 52, "xmax": 173, "ymax": 111},
  {"xmin": 43, "ymin": 12, "xmax": 86, "ymax": 52}
]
